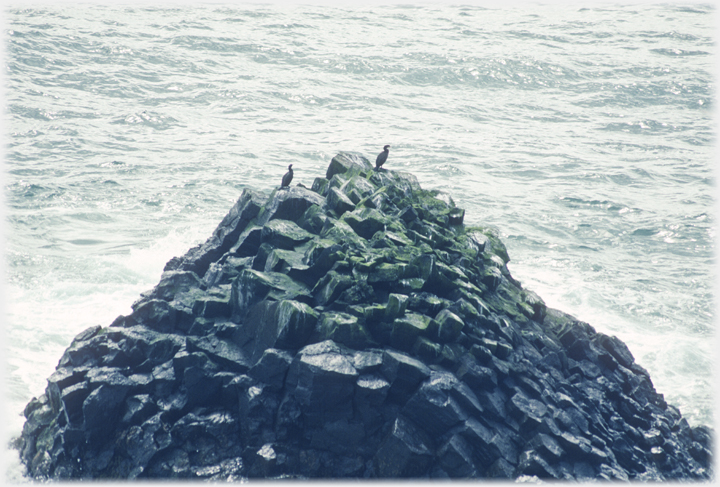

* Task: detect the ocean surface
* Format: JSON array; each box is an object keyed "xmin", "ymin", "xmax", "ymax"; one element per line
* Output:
[{"xmin": 3, "ymin": 3, "xmax": 715, "ymax": 479}]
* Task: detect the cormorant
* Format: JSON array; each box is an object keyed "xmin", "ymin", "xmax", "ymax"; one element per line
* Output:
[
  {"xmin": 281, "ymin": 164, "xmax": 293, "ymax": 188},
  {"xmin": 375, "ymin": 145, "xmax": 390, "ymax": 170}
]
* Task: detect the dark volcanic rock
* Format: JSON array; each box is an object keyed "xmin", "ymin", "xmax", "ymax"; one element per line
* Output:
[{"xmin": 16, "ymin": 153, "xmax": 712, "ymax": 481}]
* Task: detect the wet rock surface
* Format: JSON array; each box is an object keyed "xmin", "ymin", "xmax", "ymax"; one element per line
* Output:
[{"xmin": 16, "ymin": 152, "xmax": 712, "ymax": 480}]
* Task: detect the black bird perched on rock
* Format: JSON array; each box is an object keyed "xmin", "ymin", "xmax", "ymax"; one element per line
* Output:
[
  {"xmin": 281, "ymin": 164, "xmax": 293, "ymax": 189},
  {"xmin": 375, "ymin": 145, "xmax": 390, "ymax": 170}
]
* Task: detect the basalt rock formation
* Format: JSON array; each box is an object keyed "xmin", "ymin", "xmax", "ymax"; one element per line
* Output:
[{"xmin": 16, "ymin": 153, "xmax": 712, "ymax": 480}]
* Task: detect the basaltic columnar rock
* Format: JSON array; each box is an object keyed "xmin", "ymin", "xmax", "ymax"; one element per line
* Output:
[{"xmin": 16, "ymin": 153, "xmax": 712, "ymax": 480}]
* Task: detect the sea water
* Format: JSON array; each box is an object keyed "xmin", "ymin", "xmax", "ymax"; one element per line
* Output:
[{"xmin": 3, "ymin": 3, "xmax": 715, "ymax": 480}]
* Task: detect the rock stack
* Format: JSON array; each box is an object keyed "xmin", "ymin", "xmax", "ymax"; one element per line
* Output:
[{"xmin": 16, "ymin": 153, "xmax": 712, "ymax": 480}]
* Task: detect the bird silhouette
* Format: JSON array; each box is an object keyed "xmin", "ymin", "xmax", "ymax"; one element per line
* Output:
[
  {"xmin": 281, "ymin": 164, "xmax": 293, "ymax": 189},
  {"xmin": 375, "ymin": 145, "xmax": 390, "ymax": 170}
]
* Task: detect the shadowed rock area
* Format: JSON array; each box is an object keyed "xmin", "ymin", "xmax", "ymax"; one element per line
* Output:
[{"xmin": 15, "ymin": 152, "xmax": 712, "ymax": 480}]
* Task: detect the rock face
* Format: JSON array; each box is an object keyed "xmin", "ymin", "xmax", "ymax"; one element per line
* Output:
[{"xmin": 16, "ymin": 152, "xmax": 712, "ymax": 480}]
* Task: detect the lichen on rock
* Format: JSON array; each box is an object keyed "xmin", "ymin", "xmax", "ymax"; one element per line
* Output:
[{"xmin": 15, "ymin": 152, "xmax": 712, "ymax": 481}]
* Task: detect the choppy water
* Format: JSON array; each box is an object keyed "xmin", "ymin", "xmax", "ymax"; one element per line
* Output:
[{"xmin": 3, "ymin": 3, "xmax": 715, "ymax": 479}]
